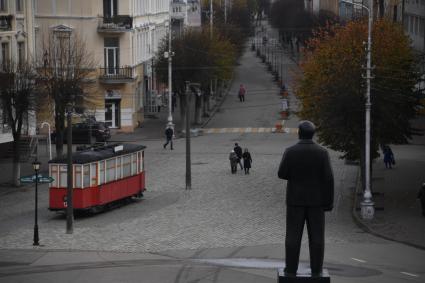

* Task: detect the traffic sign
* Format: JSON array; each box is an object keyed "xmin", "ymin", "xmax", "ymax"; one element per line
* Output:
[
  {"xmin": 19, "ymin": 174, "xmax": 54, "ymax": 184},
  {"xmin": 38, "ymin": 176, "xmax": 54, "ymax": 183}
]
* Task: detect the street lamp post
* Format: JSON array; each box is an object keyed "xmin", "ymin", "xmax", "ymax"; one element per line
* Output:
[
  {"xmin": 32, "ymin": 159, "xmax": 41, "ymax": 246},
  {"xmin": 66, "ymin": 104, "xmax": 74, "ymax": 233},
  {"xmin": 166, "ymin": 1, "xmax": 174, "ymax": 130},
  {"xmin": 340, "ymin": 0, "xmax": 374, "ymax": 219}
]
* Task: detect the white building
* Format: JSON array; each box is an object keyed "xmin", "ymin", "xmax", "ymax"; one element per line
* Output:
[{"xmin": 0, "ymin": 0, "xmax": 36, "ymax": 145}]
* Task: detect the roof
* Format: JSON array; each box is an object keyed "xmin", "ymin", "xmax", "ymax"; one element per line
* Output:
[{"xmin": 49, "ymin": 143, "xmax": 146, "ymax": 164}]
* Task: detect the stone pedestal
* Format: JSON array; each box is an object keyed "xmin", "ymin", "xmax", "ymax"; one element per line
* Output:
[{"xmin": 277, "ymin": 268, "xmax": 330, "ymax": 283}]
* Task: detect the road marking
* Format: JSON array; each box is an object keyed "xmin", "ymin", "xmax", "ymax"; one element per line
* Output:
[
  {"xmin": 401, "ymin": 272, "xmax": 419, "ymax": 278},
  {"xmin": 351, "ymin": 258, "xmax": 367, "ymax": 263},
  {"xmin": 201, "ymin": 127, "xmax": 297, "ymax": 134}
]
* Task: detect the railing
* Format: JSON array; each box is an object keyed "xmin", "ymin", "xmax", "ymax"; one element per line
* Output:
[
  {"xmin": 99, "ymin": 67, "xmax": 133, "ymax": 81},
  {"xmin": 98, "ymin": 15, "xmax": 132, "ymax": 32}
]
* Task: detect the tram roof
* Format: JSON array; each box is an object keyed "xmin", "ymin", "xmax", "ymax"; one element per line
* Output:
[{"xmin": 48, "ymin": 143, "xmax": 146, "ymax": 164}]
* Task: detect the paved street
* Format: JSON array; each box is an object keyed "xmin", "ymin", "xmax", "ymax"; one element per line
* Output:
[{"xmin": 0, "ymin": 35, "xmax": 424, "ymax": 282}]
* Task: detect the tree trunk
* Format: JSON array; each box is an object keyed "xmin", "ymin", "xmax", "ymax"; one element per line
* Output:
[
  {"xmin": 12, "ymin": 140, "xmax": 21, "ymax": 187},
  {"xmin": 55, "ymin": 109, "xmax": 65, "ymax": 157}
]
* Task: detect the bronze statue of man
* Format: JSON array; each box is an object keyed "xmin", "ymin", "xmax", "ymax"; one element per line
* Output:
[{"xmin": 278, "ymin": 120, "xmax": 334, "ymax": 277}]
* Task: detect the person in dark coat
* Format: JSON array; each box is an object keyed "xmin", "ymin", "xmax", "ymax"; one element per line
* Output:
[
  {"xmin": 242, "ymin": 148, "xmax": 252, "ymax": 174},
  {"xmin": 418, "ymin": 183, "xmax": 425, "ymax": 217},
  {"xmin": 163, "ymin": 126, "xmax": 174, "ymax": 150},
  {"xmin": 383, "ymin": 145, "xmax": 395, "ymax": 169},
  {"xmin": 278, "ymin": 120, "xmax": 334, "ymax": 277},
  {"xmin": 233, "ymin": 143, "xmax": 243, "ymax": 170}
]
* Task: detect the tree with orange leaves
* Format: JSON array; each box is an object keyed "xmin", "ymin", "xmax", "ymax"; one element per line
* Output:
[{"xmin": 296, "ymin": 19, "xmax": 423, "ymax": 164}]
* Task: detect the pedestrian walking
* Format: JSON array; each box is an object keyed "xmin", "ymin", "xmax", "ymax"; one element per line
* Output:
[
  {"xmin": 233, "ymin": 143, "xmax": 243, "ymax": 170},
  {"xmin": 229, "ymin": 150, "xmax": 238, "ymax": 174},
  {"xmin": 163, "ymin": 126, "xmax": 173, "ymax": 150},
  {"xmin": 383, "ymin": 145, "xmax": 395, "ymax": 169},
  {"xmin": 238, "ymin": 84, "xmax": 246, "ymax": 102},
  {"xmin": 242, "ymin": 148, "xmax": 252, "ymax": 174},
  {"xmin": 278, "ymin": 120, "xmax": 334, "ymax": 277},
  {"xmin": 417, "ymin": 183, "xmax": 425, "ymax": 217},
  {"xmin": 156, "ymin": 93, "xmax": 162, "ymax": 112}
]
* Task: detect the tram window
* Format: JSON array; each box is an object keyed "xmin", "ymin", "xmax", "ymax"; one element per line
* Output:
[
  {"xmin": 59, "ymin": 165, "xmax": 67, "ymax": 188},
  {"xmin": 74, "ymin": 165, "xmax": 82, "ymax": 188},
  {"xmin": 106, "ymin": 158, "xmax": 116, "ymax": 182},
  {"xmin": 123, "ymin": 155, "xmax": 131, "ymax": 177},
  {"xmin": 131, "ymin": 153, "xmax": 137, "ymax": 175},
  {"xmin": 138, "ymin": 152, "xmax": 142, "ymax": 172},
  {"xmin": 83, "ymin": 165, "xmax": 90, "ymax": 187},
  {"xmin": 90, "ymin": 163, "xmax": 97, "ymax": 186},
  {"xmin": 116, "ymin": 157, "xmax": 122, "ymax": 179},
  {"xmin": 99, "ymin": 161, "xmax": 105, "ymax": 185},
  {"xmin": 50, "ymin": 165, "xmax": 58, "ymax": 187}
]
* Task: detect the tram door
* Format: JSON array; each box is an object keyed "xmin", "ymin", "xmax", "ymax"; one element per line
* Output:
[{"xmin": 105, "ymin": 100, "xmax": 120, "ymax": 128}]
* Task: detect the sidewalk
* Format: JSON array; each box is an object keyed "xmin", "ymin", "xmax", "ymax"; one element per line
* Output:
[
  {"xmin": 354, "ymin": 116, "xmax": 425, "ymax": 249},
  {"xmin": 260, "ymin": 20, "xmax": 425, "ymax": 250}
]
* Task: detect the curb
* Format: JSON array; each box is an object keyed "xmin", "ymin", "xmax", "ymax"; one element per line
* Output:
[{"xmin": 351, "ymin": 170, "xmax": 425, "ymax": 251}]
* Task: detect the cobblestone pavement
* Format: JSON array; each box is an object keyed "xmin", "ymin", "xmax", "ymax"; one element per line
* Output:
[{"xmin": 0, "ymin": 39, "xmax": 378, "ymax": 254}]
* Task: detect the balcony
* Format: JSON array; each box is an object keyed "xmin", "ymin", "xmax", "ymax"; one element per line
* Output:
[
  {"xmin": 99, "ymin": 67, "xmax": 134, "ymax": 84},
  {"xmin": 171, "ymin": 0, "xmax": 186, "ymax": 20},
  {"xmin": 97, "ymin": 15, "xmax": 132, "ymax": 33},
  {"xmin": 0, "ymin": 15, "xmax": 12, "ymax": 31}
]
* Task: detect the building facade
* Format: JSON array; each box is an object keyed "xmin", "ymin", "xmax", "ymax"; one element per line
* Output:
[
  {"xmin": 0, "ymin": 0, "xmax": 36, "ymax": 144},
  {"xmin": 34, "ymin": 0, "xmax": 169, "ymax": 132},
  {"xmin": 403, "ymin": 0, "xmax": 425, "ymax": 53}
]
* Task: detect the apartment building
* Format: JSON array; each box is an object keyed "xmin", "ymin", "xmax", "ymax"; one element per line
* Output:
[
  {"xmin": 34, "ymin": 0, "xmax": 169, "ymax": 132},
  {"xmin": 0, "ymin": 0, "xmax": 36, "ymax": 144},
  {"xmin": 403, "ymin": 0, "xmax": 425, "ymax": 53}
]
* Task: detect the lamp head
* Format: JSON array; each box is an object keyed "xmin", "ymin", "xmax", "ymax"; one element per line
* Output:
[{"xmin": 32, "ymin": 160, "xmax": 41, "ymax": 171}]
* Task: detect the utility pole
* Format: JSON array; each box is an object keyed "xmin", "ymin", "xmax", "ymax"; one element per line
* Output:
[
  {"xmin": 361, "ymin": 0, "xmax": 374, "ymax": 220},
  {"xmin": 167, "ymin": 0, "xmax": 174, "ymax": 130},
  {"xmin": 66, "ymin": 104, "xmax": 74, "ymax": 234},
  {"xmin": 185, "ymin": 82, "xmax": 191, "ymax": 190}
]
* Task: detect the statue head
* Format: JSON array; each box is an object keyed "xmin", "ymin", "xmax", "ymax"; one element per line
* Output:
[{"xmin": 298, "ymin": 120, "xmax": 316, "ymax": 140}]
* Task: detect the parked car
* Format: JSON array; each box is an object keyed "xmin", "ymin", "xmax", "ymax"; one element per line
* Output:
[{"xmin": 51, "ymin": 121, "xmax": 111, "ymax": 144}]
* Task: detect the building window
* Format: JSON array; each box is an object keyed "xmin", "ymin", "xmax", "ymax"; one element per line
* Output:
[
  {"xmin": 17, "ymin": 41, "xmax": 25, "ymax": 66},
  {"xmin": 1, "ymin": 42, "xmax": 10, "ymax": 67},
  {"xmin": 0, "ymin": 0, "xmax": 7, "ymax": 12},
  {"xmin": 104, "ymin": 37, "xmax": 119, "ymax": 75},
  {"xmin": 16, "ymin": 0, "xmax": 23, "ymax": 13}
]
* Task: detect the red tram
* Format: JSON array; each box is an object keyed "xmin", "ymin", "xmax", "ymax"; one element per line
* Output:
[{"xmin": 48, "ymin": 143, "xmax": 146, "ymax": 212}]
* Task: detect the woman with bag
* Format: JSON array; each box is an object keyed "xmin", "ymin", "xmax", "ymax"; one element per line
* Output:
[{"xmin": 242, "ymin": 148, "xmax": 252, "ymax": 174}]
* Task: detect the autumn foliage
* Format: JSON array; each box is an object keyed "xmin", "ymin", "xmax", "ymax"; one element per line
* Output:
[{"xmin": 296, "ymin": 19, "xmax": 422, "ymax": 161}]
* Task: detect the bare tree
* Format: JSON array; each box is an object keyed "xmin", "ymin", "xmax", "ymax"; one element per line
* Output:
[
  {"xmin": 36, "ymin": 30, "xmax": 96, "ymax": 157},
  {"xmin": 0, "ymin": 60, "xmax": 37, "ymax": 186}
]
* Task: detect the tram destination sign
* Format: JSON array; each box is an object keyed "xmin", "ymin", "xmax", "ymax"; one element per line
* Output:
[{"xmin": 20, "ymin": 174, "xmax": 54, "ymax": 184}]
